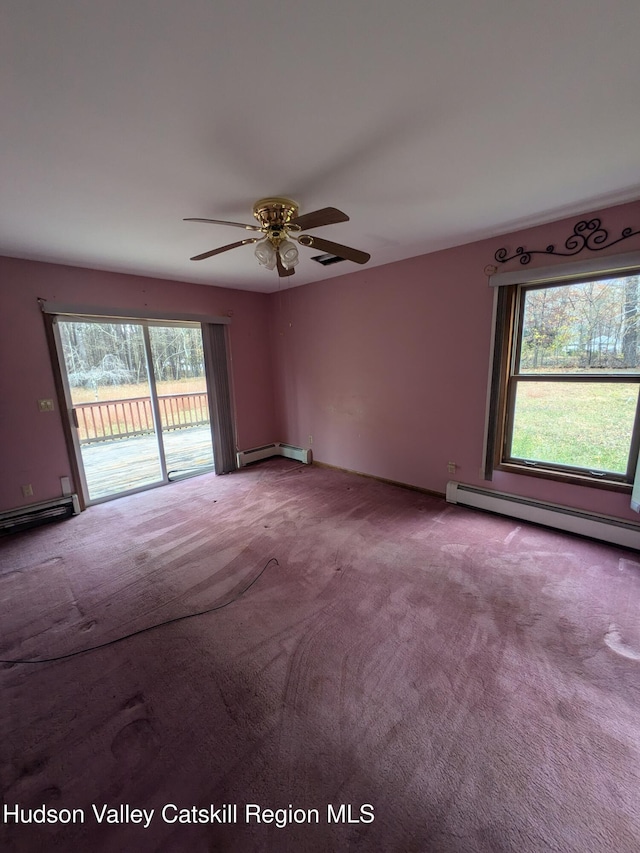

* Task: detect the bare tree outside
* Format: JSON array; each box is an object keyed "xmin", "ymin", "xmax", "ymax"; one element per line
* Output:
[{"xmin": 520, "ymin": 276, "xmax": 640, "ymax": 372}]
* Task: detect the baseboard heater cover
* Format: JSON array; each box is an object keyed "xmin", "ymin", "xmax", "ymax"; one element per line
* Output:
[
  {"xmin": 236, "ymin": 443, "xmax": 312, "ymax": 468},
  {"xmin": 0, "ymin": 494, "xmax": 80, "ymax": 535},
  {"xmin": 446, "ymin": 481, "xmax": 640, "ymax": 550}
]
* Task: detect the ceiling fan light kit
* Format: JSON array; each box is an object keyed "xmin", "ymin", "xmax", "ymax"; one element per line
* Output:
[{"xmin": 185, "ymin": 197, "xmax": 370, "ymax": 278}]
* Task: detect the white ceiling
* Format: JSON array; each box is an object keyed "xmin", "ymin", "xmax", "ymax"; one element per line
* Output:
[{"xmin": 2, "ymin": 0, "xmax": 640, "ymax": 293}]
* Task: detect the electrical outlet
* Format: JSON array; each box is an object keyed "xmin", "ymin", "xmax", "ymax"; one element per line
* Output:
[
  {"xmin": 38, "ymin": 399, "xmax": 54, "ymax": 412},
  {"xmin": 21, "ymin": 484, "xmax": 33, "ymax": 497},
  {"xmin": 447, "ymin": 462, "xmax": 456, "ymax": 474},
  {"xmin": 308, "ymin": 434, "xmax": 313, "ymax": 445}
]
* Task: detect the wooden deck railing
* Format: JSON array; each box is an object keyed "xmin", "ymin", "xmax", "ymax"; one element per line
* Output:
[{"xmin": 75, "ymin": 393, "xmax": 210, "ymax": 444}]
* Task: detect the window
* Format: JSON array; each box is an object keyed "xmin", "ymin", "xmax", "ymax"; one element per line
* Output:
[{"xmin": 490, "ymin": 271, "xmax": 640, "ymax": 489}]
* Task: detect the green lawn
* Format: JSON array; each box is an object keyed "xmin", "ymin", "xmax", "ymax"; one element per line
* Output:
[{"xmin": 510, "ymin": 382, "xmax": 639, "ymax": 474}]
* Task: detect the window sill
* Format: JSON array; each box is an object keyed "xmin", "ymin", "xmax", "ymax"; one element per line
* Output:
[{"xmin": 496, "ymin": 461, "xmax": 632, "ymax": 494}]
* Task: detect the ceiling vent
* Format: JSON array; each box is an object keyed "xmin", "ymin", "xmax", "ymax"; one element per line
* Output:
[{"xmin": 310, "ymin": 253, "xmax": 346, "ymax": 266}]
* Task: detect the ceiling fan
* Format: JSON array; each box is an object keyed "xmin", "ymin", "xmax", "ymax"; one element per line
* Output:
[{"xmin": 185, "ymin": 197, "xmax": 370, "ymax": 278}]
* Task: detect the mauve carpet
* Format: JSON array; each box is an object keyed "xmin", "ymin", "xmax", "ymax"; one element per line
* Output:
[{"xmin": 1, "ymin": 458, "xmax": 639, "ymax": 852}]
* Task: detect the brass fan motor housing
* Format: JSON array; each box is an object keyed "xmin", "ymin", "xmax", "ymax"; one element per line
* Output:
[{"xmin": 252, "ymin": 197, "xmax": 299, "ymax": 245}]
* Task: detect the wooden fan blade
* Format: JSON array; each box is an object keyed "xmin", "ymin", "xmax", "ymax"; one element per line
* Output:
[
  {"xmin": 289, "ymin": 207, "xmax": 349, "ymax": 231},
  {"xmin": 276, "ymin": 253, "xmax": 296, "ymax": 278},
  {"xmin": 298, "ymin": 235, "xmax": 370, "ymax": 264},
  {"xmin": 184, "ymin": 217, "xmax": 263, "ymax": 232},
  {"xmin": 190, "ymin": 238, "xmax": 260, "ymax": 261}
]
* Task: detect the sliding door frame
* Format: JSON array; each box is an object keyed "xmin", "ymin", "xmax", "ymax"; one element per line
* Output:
[
  {"xmin": 41, "ymin": 302, "xmax": 235, "ymax": 508},
  {"xmin": 42, "ymin": 313, "xmax": 89, "ymax": 510}
]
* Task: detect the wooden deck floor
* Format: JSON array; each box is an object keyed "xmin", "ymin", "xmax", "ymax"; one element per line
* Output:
[{"xmin": 81, "ymin": 425, "xmax": 214, "ymax": 500}]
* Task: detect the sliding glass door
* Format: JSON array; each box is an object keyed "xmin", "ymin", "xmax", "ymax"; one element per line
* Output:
[
  {"xmin": 148, "ymin": 325, "xmax": 214, "ymax": 480},
  {"xmin": 56, "ymin": 318, "xmax": 214, "ymax": 503}
]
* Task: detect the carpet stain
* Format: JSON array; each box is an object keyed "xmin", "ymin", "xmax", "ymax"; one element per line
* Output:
[
  {"xmin": 604, "ymin": 626, "xmax": 640, "ymax": 661},
  {"xmin": 503, "ymin": 525, "xmax": 521, "ymax": 545},
  {"xmin": 618, "ymin": 557, "xmax": 640, "ymax": 572}
]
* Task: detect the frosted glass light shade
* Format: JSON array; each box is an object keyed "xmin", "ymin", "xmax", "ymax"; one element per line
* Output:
[
  {"xmin": 279, "ymin": 239, "xmax": 299, "ymax": 269},
  {"xmin": 255, "ymin": 240, "xmax": 277, "ymax": 270}
]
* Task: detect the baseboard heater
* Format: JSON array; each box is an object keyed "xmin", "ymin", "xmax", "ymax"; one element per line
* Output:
[
  {"xmin": 236, "ymin": 443, "xmax": 312, "ymax": 468},
  {"xmin": 0, "ymin": 494, "xmax": 80, "ymax": 536},
  {"xmin": 446, "ymin": 481, "xmax": 640, "ymax": 550}
]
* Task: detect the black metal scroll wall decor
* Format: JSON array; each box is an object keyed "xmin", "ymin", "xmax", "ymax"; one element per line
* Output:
[{"xmin": 493, "ymin": 218, "xmax": 640, "ymax": 267}]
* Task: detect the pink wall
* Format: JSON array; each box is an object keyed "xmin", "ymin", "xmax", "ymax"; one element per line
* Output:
[
  {"xmin": 270, "ymin": 199, "xmax": 640, "ymax": 523},
  {"xmin": 0, "ymin": 257, "xmax": 277, "ymax": 512}
]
